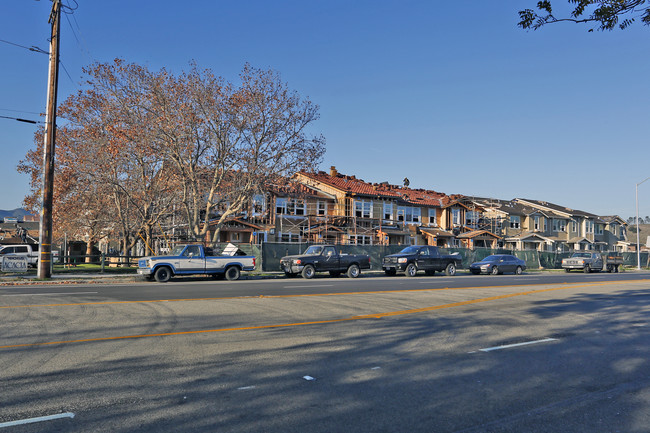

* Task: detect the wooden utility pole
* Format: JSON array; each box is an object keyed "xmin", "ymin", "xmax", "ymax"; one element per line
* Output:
[{"xmin": 38, "ymin": 0, "xmax": 61, "ymax": 279}]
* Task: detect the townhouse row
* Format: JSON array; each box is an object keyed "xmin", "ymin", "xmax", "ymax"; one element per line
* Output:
[{"xmin": 195, "ymin": 166, "xmax": 630, "ymax": 252}]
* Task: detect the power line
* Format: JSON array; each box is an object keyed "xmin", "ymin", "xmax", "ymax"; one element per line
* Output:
[
  {"xmin": 0, "ymin": 108, "xmax": 43, "ymax": 116},
  {"xmin": 0, "ymin": 38, "xmax": 48, "ymax": 54},
  {"xmin": 0, "ymin": 115, "xmax": 42, "ymax": 124}
]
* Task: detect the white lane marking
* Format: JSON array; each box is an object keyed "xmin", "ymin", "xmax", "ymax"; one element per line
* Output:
[
  {"xmin": 479, "ymin": 338, "xmax": 558, "ymax": 352},
  {"xmin": 237, "ymin": 386, "xmax": 256, "ymax": 390},
  {"xmin": 0, "ymin": 412, "xmax": 75, "ymax": 428},
  {"xmin": 1, "ymin": 292, "xmax": 98, "ymax": 296},
  {"xmin": 283, "ymin": 285, "xmax": 334, "ymax": 289}
]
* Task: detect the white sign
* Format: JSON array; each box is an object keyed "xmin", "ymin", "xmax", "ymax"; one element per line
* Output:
[{"xmin": 2, "ymin": 256, "xmax": 28, "ymax": 273}]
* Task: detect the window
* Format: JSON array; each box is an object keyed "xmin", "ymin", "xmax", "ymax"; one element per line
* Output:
[
  {"xmin": 543, "ymin": 218, "xmax": 548, "ymax": 232},
  {"xmin": 349, "ymin": 235, "xmax": 372, "ymax": 245},
  {"xmin": 452, "ymin": 208, "xmax": 461, "ymax": 226},
  {"xmin": 354, "ymin": 200, "xmax": 373, "ymax": 218},
  {"xmin": 276, "ymin": 198, "xmax": 287, "ymax": 215},
  {"xmin": 571, "ymin": 221, "xmax": 578, "ymax": 233},
  {"xmin": 397, "ymin": 206, "xmax": 421, "ymax": 224},
  {"xmin": 183, "ymin": 245, "xmax": 201, "ymax": 257},
  {"xmin": 288, "ymin": 199, "xmax": 305, "ymax": 216},
  {"xmin": 509, "ymin": 215, "xmax": 520, "ymax": 229},
  {"xmin": 552, "ymin": 218, "xmax": 566, "ymax": 232},
  {"xmin": 586, "ymin": 220, "xmax": 594, "ymax": 234},
  {"xmin": 252, "ymin": 194, "xmax": 266, "ymax": 216},
  {"xmin": 383, "ymin": 203, "xmax": 394, "ymax": 221},
  {"xmin": 317, "ymin": 201, "xmax": 327, "ymax": 216},
  {"xmin": 397, "ymin": 207, "xmax": 405, "ymax": 222},
  {"xmin": 278, "ymin": 232, "xmax": 302, "ymax": 242},
  {"xmin": 534, "ymin": 216, "xmax": 540, "ymax": 231},
  {"xmin": 412, "ymin": 207, "xmax": 421, "ymax": 223},
  {"xmin": 428, "ymin": 208, "xmax": 437, "ymax": 226},
  {"xmin": 596, "ymin": 224, "xmax": 603, "ymax": 235},
  {"xmin": 466, "ymin": 211, "xmax": 479, "ymax": 227},
  {"xmin": 276, "ymin": 198, "xmax": 305, "ymax": 216}
]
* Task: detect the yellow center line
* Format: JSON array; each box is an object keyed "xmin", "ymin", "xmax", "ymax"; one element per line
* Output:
[
  {"xmin": 1, "ymin": 279, "xmax": 646, "ymax": 310},
  {"xmin": 0, "ymin": 279, "xmax": 643, "ymax": 350}
]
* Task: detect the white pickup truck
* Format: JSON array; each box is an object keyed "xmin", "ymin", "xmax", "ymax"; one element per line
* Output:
[
  {"xmin": 137, "ymin": 244, "xmax": 256, "ymax": 282},
  {"xmin": 0, "ymin": 244, "xmax": 39, "ymax": 268}
]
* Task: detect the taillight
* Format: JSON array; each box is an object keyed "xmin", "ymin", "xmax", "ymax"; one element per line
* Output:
[
  {"xmin": 296, "ymin": 259, "xmax": 301, "ymax": 265},
  {"xmin": 253, "ymin": 258, "xmax": 256, "ymax": 267}
]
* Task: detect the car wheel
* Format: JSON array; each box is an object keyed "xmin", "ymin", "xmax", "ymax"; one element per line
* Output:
[
  {"xmin": 154, "ymin": 266, "xmax": 171, "ymax": 283},
  {"xmin": 405, "ymin": 263, "xmax": 417, "ymax": 277},
  {"xmin": 515, "ymin": 266, "xmax": 523, "ymax": 275},
  {"xmin": 347, "ymin": 264, "xmax": 360, "ymax": 278},
  {"xmin": 491, "ymin": 266, "xmax": 499, "ymax": 275},
  {"xmin": 302, "ymin": 264, "xmax": 316, "ymax": 279},
  {"xmin": 445, "ymin": 263, "xmax": 456, "ymax": 276},
  {"xmin": 384, "ymin": 269, "xmax": 396, "ymax": 276},
  {"xmin": 225, "ymin": 266, "xmax": 241, "ymax": 281},
  {"xmin": 583, "ymin": 265, "xmax": 591, "ymax": 274}
]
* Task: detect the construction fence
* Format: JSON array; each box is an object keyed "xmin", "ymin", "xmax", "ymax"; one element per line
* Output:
[{"xmin": 259, "ymin": 243, "xmax": 650, "ymax": 272}]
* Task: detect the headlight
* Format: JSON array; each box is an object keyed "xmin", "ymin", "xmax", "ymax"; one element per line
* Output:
[
  {"xmin": 480, "ymin": 264, "xmax": 490, "ymax": 269},
  {"xmin": 397, "ymin": 257, "xmax": 407, "ymax": 263}
]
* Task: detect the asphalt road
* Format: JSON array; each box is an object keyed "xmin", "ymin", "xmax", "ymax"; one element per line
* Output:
[{"xmin": 1, "ymin": 272, "xmax": 649, "ymax": 432}]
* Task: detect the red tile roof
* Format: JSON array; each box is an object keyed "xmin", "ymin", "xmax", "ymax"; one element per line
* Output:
[{"xmin": 298, "ymin": 171, "xmax": 453, "ymax": 207}]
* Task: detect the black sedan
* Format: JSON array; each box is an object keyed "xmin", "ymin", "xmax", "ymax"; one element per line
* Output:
[{"xmin": 469, "ymin": 254, "xmax": 526, "ymax": 275}]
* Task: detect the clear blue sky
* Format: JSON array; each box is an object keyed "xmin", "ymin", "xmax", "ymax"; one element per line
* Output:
[{"xmin": 2, "ymin": 1, "xmax": 649, "ymax": 220}]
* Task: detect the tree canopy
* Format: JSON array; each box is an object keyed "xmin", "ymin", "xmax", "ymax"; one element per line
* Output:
[
  {"xmin": 519, "ymin": 0, "xmax": 650, "ymax": 31},
  {"xmin": 18, "ymin": 60, "xmax": 325, "ymax": 253}
]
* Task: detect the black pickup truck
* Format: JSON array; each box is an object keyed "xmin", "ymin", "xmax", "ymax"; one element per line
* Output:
[
  {"xmin": 280, "ymin": 245, "xmax": 371, "ymax": 279},
  {"xmin": 382, "ymin": 245, "xmax": 462, "ymax": 277}
]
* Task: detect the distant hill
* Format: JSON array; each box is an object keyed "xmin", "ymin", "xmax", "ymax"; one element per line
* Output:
[{"xmin": 0, "ymin": 208, "xmax": 33, "ymax": 219}]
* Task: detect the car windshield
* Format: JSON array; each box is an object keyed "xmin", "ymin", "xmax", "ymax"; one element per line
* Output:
[
  {"xmin": 481, "ymin": 255, "xmax": 501, "ymax": 262},
  {"xmin": 398, "ymin": 246, "xmax": 420, "ymax": 254},
  {"xmin": 170, "ymin": 246, "xmax": 186, "ymax": 256},
  {"xmin": 304, "ymin": 246, "xmax": 323, "ymax": 255},
  {"xmin": 572, "ymin": 253, "xmax": 591, "ymax": 258}
]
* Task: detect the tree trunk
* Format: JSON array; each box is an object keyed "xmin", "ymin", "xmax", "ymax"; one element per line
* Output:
[{"xmin": 85, "ymin": 240, "xmax": 95, "ymax": 264}]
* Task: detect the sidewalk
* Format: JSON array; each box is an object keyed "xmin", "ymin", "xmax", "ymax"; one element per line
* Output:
[{"xmin": 0, "ymin": 272, "xmax": 140, "ymax": 285}]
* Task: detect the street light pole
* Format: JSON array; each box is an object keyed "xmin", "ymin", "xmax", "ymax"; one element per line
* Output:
[{"xmin": 636, "ymin": 176, "xmax": 650, "ymax": 271}]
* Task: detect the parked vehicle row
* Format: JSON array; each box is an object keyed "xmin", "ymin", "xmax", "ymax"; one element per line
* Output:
[{"xmin": 137, "ymin": 243, "xmax": 626, "ymax": 282}]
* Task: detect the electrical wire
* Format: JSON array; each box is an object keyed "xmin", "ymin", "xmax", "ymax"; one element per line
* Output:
[
  {"xmin": 0, "ymin": 38, "xmax": 48, "ymax": 54},
  {"xmin": 0, "ymin": 109, "xmax": 43, "ymax": 116},
  {"xmin": 0, "ymin": 115, "xmax": 42, "ymax": 124}
]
